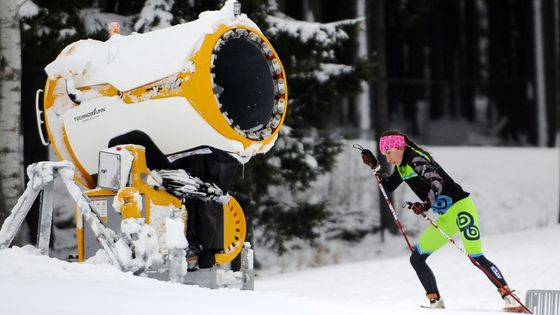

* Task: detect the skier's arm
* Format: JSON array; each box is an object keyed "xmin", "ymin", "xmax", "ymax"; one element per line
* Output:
[
  {"xmin": 380, "ymin": 170, "xmax": 403, "ymax": 193},
  {"xmin": 360, "ymin": 148, "xmax": 402, "ymax": 192},
  {"xmin": 411, "ymin": 156, "xmax": 444, "ymax": 206}
]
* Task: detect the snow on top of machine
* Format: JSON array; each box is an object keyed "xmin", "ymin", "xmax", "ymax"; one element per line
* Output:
[{"xmin": 45, "ymin": 0, "xmax": 260, "ymax": 92}]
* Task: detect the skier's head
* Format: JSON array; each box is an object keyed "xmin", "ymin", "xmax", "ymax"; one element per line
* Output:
[
  {"xmin": 379, "ymin": 132, "xmax": 406, "ymax": 154},
  {"xmin": 379, "ymin": 130, "xmax": 406, "ymax": 165},
  {"xmin": 379, "ymin": 130, "xmax": 432, "ymax": 165}
]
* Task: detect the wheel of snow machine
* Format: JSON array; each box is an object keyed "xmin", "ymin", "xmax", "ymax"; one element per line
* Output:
[{"xmin": 215, "ymin": 196, "xmax": 246, "ymax": 264}]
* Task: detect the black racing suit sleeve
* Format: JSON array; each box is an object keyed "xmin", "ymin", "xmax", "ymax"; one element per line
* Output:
[
  {"xmin": 410, "ymin": 155, "xmax": 444, "ymax": 206},
  {"xmin": 381, "ymin": 170, "xmax": 403, "ymax": 193}
]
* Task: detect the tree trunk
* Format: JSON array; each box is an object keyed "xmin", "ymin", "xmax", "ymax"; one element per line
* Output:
[
  {"xmin": 356, "ymin": 0, "xmax": 371, "ymax": 136},
  {"xmin": 368, "ymin": 0, "xmax": 396, "ymax": 240},
  {"xmin": 0, "ymin": 0, "xmax": 24, "ymax": 227},
  {"xmin": 553, "ymin": 0, "xmax": 560, "ymax": 222},
  {"xmin": 533, "ymin": 0, "xmax": 548, "ymax": 147},
  {"xmin": 475, "ymin": 0, "xmax": 490, "ymax": 125}
]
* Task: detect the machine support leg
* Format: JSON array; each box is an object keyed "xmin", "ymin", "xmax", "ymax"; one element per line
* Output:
[
  {"xmin": 37, "ymin": 180, "xmax": 55, "ymax": 255},
  {"xmin": 240, "ymin": 242, "xmax": 254, "ymax": 291},
  {"xmin": 0, "ymin": 185, "xmax": 42, "ymax": 249},
  {"xmin": 0, "ymin": 162, "xmax": 127, "ymax": 271}
]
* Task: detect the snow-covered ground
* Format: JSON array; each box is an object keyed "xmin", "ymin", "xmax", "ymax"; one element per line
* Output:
[
  {"xmin": 1, "ymin": 224, "xmax": 558, "ymax": 315},
  {"xmin": 2, "ymin": 146, "xmax": 557, "ymax": 314}
]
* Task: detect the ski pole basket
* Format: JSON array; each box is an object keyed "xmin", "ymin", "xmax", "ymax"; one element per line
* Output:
[{"xmin": 526, "ymin": 290, "xmax": 560, "ymax": 315}]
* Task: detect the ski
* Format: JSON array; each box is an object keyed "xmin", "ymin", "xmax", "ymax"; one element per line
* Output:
[
  {"xmin": 419, "ymin": 305, "xmax": 530, "ymax": 313},
  {"xmin": 420, "ymin": 305, "xmax": 444, "ymax": 309}
]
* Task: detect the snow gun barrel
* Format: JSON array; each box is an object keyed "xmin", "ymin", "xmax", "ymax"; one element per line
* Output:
[{"xmin": 41, "ymin": 2, "xmax": 288, "ymax": 189}]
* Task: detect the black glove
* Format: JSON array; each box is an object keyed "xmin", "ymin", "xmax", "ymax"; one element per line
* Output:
[
  {"xmin": 406, "ymin": 201, "xmax": 430, "ymax": 215},
  {"xmin": 361, "ymin": 149, "xmax": 380, "ymax": 171}
]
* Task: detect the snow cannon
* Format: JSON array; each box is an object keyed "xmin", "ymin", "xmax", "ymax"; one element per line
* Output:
[
  {"xmin": 30, "ymin": 1, "xmax": 272, "ymax": 287},
  {"xmin": 39, "ymin": 0, "xmax": 288, "ymax": 189}
]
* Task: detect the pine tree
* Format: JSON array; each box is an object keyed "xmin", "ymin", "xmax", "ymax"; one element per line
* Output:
[
  {"xmin": 135, "ymin": 0, "xmax": 174, "ymax": 32},
  {"xmin": 242, "ymin": 11, "xmax": 366, "ymax": 254},
  {"xmin": 170, "ymin": 1, "xmax": 366, "ymax": 255},
  {"xmin": 166, "ymin": 1, "xmax": 367, "ymax": 254}
]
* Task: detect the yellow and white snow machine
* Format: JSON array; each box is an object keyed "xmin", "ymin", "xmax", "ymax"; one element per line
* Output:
[{"xmin": 1, "ymin": 0, "xmax": 287, "ymax": 289}]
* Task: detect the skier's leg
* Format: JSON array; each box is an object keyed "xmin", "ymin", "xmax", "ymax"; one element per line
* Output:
[
  {"xmin": 454, "ymin": 197, "xmax": 483, "ymax": 256},
  {"xmin": 452, "ymin": 197, "xmax": 508, "ymax": 287},
  {"xmin": 412, "ymin": 217, "xmax": 456, "ymax": 299},
  {"xmin": 469, "ymin": 255, "xmax": 525, "ymax": 312},
  {"xmin": 412, "ymin": 207, "xmax": 461, "ymax": 302},
  {"xmin": 453, "ymin": 196, "xmax": 525, "ymax": 311},
  {"xmin": 410, "ymin": 247, "xmax": 440, "ymax": 296},
  {"xmin": 470, "ymin": 255, "xmax": 508, "ymax": 288}
]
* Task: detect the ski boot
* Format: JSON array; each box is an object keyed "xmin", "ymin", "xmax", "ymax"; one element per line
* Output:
[
  {"xmin": 422, "ymin": 293, "xmax": 445, "ymax": 309},
  {"xmin": 499, "ymin": 286, "xmax": 527, "ymax": 313}
]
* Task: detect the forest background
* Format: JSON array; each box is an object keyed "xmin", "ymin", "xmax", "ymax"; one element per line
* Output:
[{"xmin": 0, "ymin": 0, "xmax": 558, "ymax": 269}]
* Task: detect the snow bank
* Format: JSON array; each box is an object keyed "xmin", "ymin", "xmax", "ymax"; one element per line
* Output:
[
  {"xmin": 258, "ymin": 225, "xmax": 560, "ymax": 314},
  {"xmin": 0, "ymin": 246, "xmax": 359, "ymax": 315},
  {"xmin": 1, "ymin": 225, "xmax": 558, "ymax": 315}
]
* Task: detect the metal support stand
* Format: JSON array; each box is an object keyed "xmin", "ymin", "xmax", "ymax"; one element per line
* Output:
[
  {"xmin": 0, "ymin": 168, "xmax": 47, "ymax": 249},
  {"xmin": 240, "ymin": 242, "xmax": 255, "ymax": 290},
  {"xmin": 0, "ymin": 161, "xmax": 127, "ymax": 271},
  {"xmin": 184, "ymin": 266, "xmax": 218, "ymax": 289},
  {"xmin": 37, "ymin": 179, "xmax": 55, "ymax": 255}
]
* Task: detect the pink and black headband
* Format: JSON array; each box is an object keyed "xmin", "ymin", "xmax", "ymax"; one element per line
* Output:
[{"xmin": 379, "ymin": 135, "xmax": 406, "ymax": 154}]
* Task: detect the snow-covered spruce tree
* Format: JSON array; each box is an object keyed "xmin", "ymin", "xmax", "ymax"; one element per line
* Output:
[
  {"xmin": 246, "ymin": 13, "xmax": 367, "ymax": 255},
  {"xmin": 168, "ymin": 1, "xmax": 367, "ymax": 256},
  {"xmin": 135, "ymin": 0, "xmax": 174, "ymax": 32}
]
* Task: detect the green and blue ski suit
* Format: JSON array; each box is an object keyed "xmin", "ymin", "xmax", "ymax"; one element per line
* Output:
[{"xmin": 380, "ymin": 145, "xmax": 508, "ymax": 296}]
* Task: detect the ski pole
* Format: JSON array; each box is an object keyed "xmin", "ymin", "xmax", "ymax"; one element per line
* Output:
[
  {"xmin": 402, "ymin": 202, "xmax": 533, "ymax": 314},
  {"xmin": 353, "ymin": 144, "xmax": 414, "ymax": 252}
]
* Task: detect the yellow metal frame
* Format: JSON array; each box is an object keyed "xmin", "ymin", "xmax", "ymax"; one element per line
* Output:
[
  {"xmin": 216, "ymin": 196, "xmax": 247, "ymax": 264},
  {"xmin": 77, "ymin": 146, "xmax": 182, "ymax": 262},
  {"xmin": 76, "ymin": 146, "xmax": 246, "ymax": 265}
]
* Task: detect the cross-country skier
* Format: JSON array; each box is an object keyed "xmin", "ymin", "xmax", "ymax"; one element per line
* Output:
[{"xmin": 360, "ymin": 130, "xmax": 525, "ymax": 312}]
